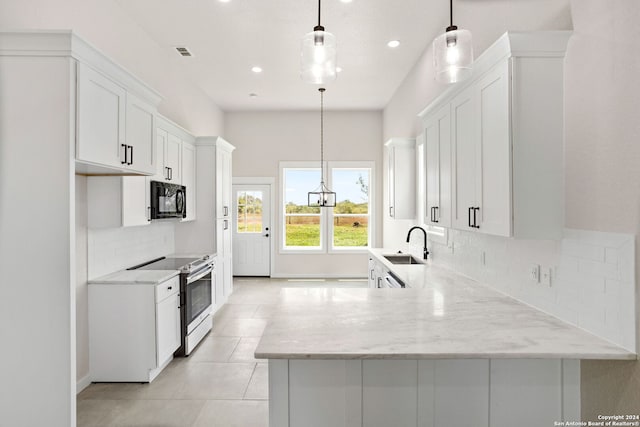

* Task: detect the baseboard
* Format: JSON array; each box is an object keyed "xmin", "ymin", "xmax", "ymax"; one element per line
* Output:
[
  {"xmin": 269, "ymin": 273, "xmax": 367, "ymax": 280},
  {"xmin": 77, "ymin": 374, "xmax": 91, "ymax": 394}
]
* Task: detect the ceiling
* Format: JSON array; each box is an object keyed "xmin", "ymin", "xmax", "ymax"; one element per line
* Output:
[{"xmin": 115, "ymin": 0, "xmax": 571, "ymax": 111}]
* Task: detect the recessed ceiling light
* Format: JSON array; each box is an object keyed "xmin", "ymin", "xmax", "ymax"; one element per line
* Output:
[
  {"xmin": 336, "ymin": 67, "xmax": 343, "ymax": 73},
  {"xmin": 251, "ymin": 66, "xmax": 263, "ymax": 73},
  {"xmin": 340, "ymin": 0, "xmax": 353, "ymax": 3},
  {"xmin": 249, "ymin": 93, "xmax": 258, "ymax": 98},
  {"xmin": 387, "ymin": 40, "xmax": 400, "ymax": 48},
  {"xmin": 218, "ymin": 0, "xmax": 231, "ymax": 3}
]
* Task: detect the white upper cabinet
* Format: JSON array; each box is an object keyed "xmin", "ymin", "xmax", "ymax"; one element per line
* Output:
[
  {"xmin": 419, "ymin": 31, "xmax": 571, "ymax": 239},
  {"xmin": 166, "ymin": 134, "xmax": 182, "ymax": 184},
  {"xmin": 75, "ymin": 58, "xmax": 161, "ymax": 175},
  {"xmin": 181, "ymin": 142, "xmax": 197, "ymax": 222},
  {"xmin": 76, "ymin": 63, "xmax": 126, "ymax": 170},
  {"xmin": 424, "ymin": 104, "xmax": 452, "ymax": 228},
  {"xmin": 124, "ymin": 93, "xmax": 156, "ymax": 175},
  {"xmin": 385, "ymin": 138, "xmax": 416, "ymax": 220}
]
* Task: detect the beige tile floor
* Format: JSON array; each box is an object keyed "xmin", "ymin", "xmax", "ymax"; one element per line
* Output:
[{"xmin": 77, "ymin": 277, "xmax": 367, "ymax": 427}]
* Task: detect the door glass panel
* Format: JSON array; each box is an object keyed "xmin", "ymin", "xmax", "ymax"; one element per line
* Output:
[{"xmin": 237, "ymin": 191, "xmax": 263, "ymax": 233}]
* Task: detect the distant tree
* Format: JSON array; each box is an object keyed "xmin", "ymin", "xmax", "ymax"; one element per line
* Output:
[{"xmin": 356, "ymin": 174, "xmax": 369, "ymax": 202}]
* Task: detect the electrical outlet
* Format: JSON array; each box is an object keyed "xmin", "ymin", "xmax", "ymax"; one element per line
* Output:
[
  {"xmin": 529, "ymin": 264, "xmax": 540, "ymax": 283},
  {"xmin": 541, "ymin": 267, "xmax": 552, "ymax": 287}
]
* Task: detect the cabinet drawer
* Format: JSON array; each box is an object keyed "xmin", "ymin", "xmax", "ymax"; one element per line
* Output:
[{"xmin": 155, "ymin": 276, "xmax": 180, "ymax": 303}]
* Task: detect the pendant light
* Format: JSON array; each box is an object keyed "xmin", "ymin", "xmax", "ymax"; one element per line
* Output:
[
  {"xmin": 301, "ymin": 0, "xmax": 337, "ymax": 85},
  {"xmin": 432, "ymin": 0, "xmax": 473, "ymax": 84},
  {"xmin": 308, "ymin": 88, "xmax": 336, "ymax": 207}
]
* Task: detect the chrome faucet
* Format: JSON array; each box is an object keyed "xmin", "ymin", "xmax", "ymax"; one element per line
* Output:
[{"xmin": 406, "ymin": 226, "xmax": 429, "ymax": 260}]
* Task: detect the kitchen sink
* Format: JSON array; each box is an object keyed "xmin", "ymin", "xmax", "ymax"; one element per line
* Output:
[{"xmin": 383, "ymin": 254, "xmax": 424, "ymax": 265}]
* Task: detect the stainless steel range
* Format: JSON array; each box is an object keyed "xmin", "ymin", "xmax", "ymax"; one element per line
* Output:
[{"xmin": 129, "ymin": 254, "xmax": 215, "ymax": 356}]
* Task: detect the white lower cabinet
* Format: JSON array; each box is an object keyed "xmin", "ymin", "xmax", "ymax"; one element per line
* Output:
[
  {"xmin": 268, "ymin": 358, "xmax": 579, "ymax": 427},
  {"xmin": 88, "ymin": 276, "xmax": 181, "ymax": 382}
]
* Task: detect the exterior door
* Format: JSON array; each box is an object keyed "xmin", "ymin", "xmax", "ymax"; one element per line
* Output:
[{"xmin": 232, "ymin": 184, "xmax": 271, "ymax": 276}]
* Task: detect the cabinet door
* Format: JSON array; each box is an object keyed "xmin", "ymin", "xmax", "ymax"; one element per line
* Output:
[
  {"xmin": 216, "ymin": 219, "xmax": 228, "ymax": 304},
  {"xmin": 388, "ymin": 146, "xmax": 396, "ymax": 218},
  {"xmin": 222, "ymin": 149, "xmax": 232, "ymax": 217},
  {"xmin": 368, "ymin": 258, "xmax": 376, "ymax": 288},
  {"xmin": 122, "ymin": 176, "xmax": 150, "ymax": 227},
  {"xmin": 166, "ymin": 134, "xmax": 182, "ymax": 184},
  {"xmin": 182, "ymin": 142, "xmax": 197, "ymax": 221},
  {"xmin": 76, "ymin": 63, "xmax": 126, "ymax": 168},
  {"xmin": 216, "ymin": 148, "xmax": 232, "ymax": 218},
  {"xmin": 154, "ymin": 129, "xmax": 169, "ymax": 181},
  {"xmin": 424, "ymin": 117, "xmax": 440, "ymax": 226},
  {"xmin": 476, "ymin": 62, "xmax": 512, "ymax": 237},
  {"xmin": 451, "ymin": 86, "xmax": 478, "ymax": 231},
  {"xmin": 386, "ymin": 141, "xmax": 416, "ymax": 220},
  {"xmin": 156, "ymin": 292, "xmax": 180, "ymax": 366},
  {"xmin": 436, "ymin": 105, "xmax": 452, "ymax": 228},
  {"xmin": 125, "ymin": 93, "xmax": 155, "ymax": 175}
]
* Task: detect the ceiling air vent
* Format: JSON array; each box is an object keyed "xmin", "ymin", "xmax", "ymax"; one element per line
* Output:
[{"xmin": 175, "ymin": 47, "xmax": 193, "ymax": 57}]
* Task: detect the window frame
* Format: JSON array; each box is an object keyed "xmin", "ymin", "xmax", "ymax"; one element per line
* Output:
[{"xmin": 279, "ymin": 161, "xmax": 375, "ymax": 255}]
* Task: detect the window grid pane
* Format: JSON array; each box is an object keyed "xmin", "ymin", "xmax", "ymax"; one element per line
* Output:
[
  {"xmin": 283, "ymin": 168, "xmax": 322, "ymax": 248},
  {"xmin": 331, "ymin": 168, "xmax": 371, "ymax": 249}
]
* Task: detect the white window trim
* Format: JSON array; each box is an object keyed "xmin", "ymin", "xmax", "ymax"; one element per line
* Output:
[
  {"xmin": 327, "ymin": 161, "xmax": 375, "ymax": 254},
  {"xmin": 279, "ymin": 161, "xmax": 375, "ymax": 255}
]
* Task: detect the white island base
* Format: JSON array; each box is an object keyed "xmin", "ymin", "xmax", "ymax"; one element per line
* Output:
[{"xmin": 267, "ymin": 358, "xmax": 579, "ymax": 427}]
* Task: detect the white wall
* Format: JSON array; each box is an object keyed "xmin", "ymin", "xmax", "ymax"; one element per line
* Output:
[
  {"xmin": 0, "ymin": 56, "xmax": 75, "ymax": 427},
  {"xmin": 0, "ymin": 0, "xmax": 224, "ymax": 136},
  {"xmin": 382, "ymin": 0, "xmax": 640, "ymax": 416},
  {"xmin": 225, "ymin": 111, "xmax": 383, "ymax": 277},
  {"xmin": 563, "ymin": 0, "xmax": 640, "ymax": 417}
]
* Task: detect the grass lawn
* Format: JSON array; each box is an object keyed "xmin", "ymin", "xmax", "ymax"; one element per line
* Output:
[{"xmin": 286, "ymin": 224, "xmax": 368, "ymax": 247}]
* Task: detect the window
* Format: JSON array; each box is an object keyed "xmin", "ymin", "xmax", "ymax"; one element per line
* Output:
[{"xmin": 280, "ymin": 161, "xmax": 374, "ymax": 253}]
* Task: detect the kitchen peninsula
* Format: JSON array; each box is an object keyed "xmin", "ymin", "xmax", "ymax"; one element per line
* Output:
[{"xmin": 255, "ymin": 250, "xmax": 635, "ymax": 427}]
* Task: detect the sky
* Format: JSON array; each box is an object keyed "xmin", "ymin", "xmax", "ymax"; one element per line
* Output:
[{"xmin": 285, "ymin": 168, "xmax": 369, "ymax": 205}]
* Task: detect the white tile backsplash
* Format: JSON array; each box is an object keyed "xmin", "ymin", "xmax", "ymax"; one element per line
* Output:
[
  {"xmin": 407, "ymin": 228, "xmax": 637, "ymax": 352},
  {"xmin": 88, "ymin": 222, "xmax": 175, "ymax": 279}
]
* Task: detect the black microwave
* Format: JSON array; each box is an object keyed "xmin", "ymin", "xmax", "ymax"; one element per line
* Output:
[{"xmin": 150, "ymin": 181, "xmax": 186, "ymax": 219}]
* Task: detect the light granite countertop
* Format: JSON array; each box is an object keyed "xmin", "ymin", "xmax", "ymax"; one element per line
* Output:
[
  {"xmin": 255, "ymin": 249, "xmax": 635, "ymax": 360},
  {"xmin": 88, "ymin": 269, "xmax": 180, "ymax": 285}
]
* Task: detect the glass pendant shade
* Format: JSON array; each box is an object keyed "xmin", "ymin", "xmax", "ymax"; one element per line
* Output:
[
  {"xmin": 308, "ymin": 182, "xmax": 336, "ymax": 207},
  {"xmin": 433, "ymin": 28, "xmax": 473, "ymax": 84},
  {"xmin": 301, "ymin": 29, "xmax": 337, "ymax": 84}
]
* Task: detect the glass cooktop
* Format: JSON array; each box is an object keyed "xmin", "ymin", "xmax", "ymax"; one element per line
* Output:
[{"xmin": 129, "ymin": 257, "xmax": 199, "ymax": 271}]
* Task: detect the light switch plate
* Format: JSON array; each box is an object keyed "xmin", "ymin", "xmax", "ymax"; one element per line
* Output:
[{"xmin": 541, "ymin": 267, "xmax": 552, "ymax": 287}]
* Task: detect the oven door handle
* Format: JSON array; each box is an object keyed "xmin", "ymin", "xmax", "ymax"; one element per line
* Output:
[{"xmin": 187, "ymin": 265, "xmax": 213, "ymax": 284}]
